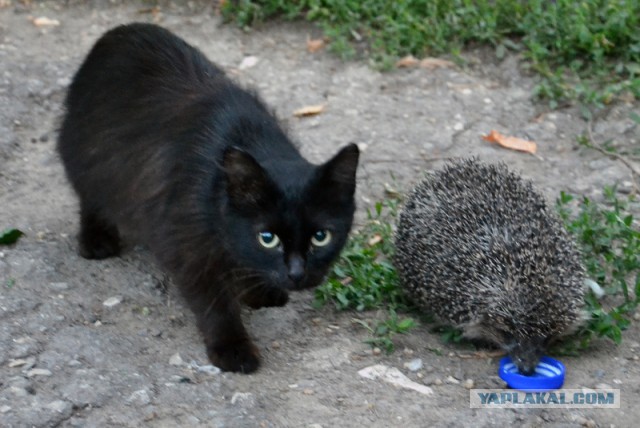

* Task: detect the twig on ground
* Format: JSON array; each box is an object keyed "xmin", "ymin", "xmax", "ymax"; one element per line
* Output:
[{"xmin": 585, "ymin": 123, "xmax": 640, "ymax": 194}]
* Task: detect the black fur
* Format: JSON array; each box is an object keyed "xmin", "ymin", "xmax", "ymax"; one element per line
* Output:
[{"xmin": 57, "ymin": 23, "xmax": 359, "ymax": 373}]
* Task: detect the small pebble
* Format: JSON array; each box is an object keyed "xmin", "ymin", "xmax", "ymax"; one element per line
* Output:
[
  {"xmin": 27, "ymin": 368, "xmax": 52, "ymax": 377},
  {"xmin": 463, "ymin": 379, "xmax": 475, "ymax": 389},
  {"xmin": 144, "ymin": 411, "xmax": 158, "ymax": 422},
  {"xmin": 49, "ymin": 282, "xmax": 68, "ymax": 290},
  {"xmin": 231, "ymin": 392, "xmax": 254, "ymax": 406},
  {"xmin": 445, "ymin": 375, "xmax": 460, "ymax": 385},
  {"xmin": 238, "ymin": 56, "xmax": 258, "ymax": 70},
  {"xmin": 434, "ymin": 379, "xmax": 443, "ymax": 386},
  {"xmin": 103, "ymin": 296, "xmax": 122, "ymax": 308},
  {"xmin": 575, "ymin": 416, "xmax": 597, "ymax": 428},
  {"xmin": 271, "ymin": 341, "xmax": 281, "ymax": 349},
  {"xmin": 169, "ymin": 353, "xmax": 184, "ymax": 366},
  {"xmin": 613, "ymin": 379, "xmax": 622, "ymax": 385},
  {"xmin": 186, "ymin": 415, "xmax": 200, "ymax": 425},
  {"xmin": 9, "ymin": 359, "xmax": 28, "ymax": 368},
  {"xmin": 303, "ymin": 389, "xmax": 314, "ymax": 395},
  {"xmin": 68, "ymin": 359, "xmax": 81, "ymax": 367},
  {"xmin": 421, "ymin": 375, "xmax": 439, "ymax": 386},
  {"xmin": 197, "ymin": 365, "xmax": 220, "ymax": 375},
  {"xmin": 595, "ymin": 383, "xmax": 612, "ymax": 390},
  {"xmin": 9, "ymin": 386, "xmax": 28, "ymax": 397},
  {"xmin": 127, "ymin": 389, "xmax": 151, "ymax": 406},
  {"xmin": 372, "ymin": 347, "xmax": 381, "ymax": 356},
  {"xmin": 403, "ymin": 358, "xmax": 423, "ymax": 372},
  {"xmin": 57, "ymin": 77, "xmax": 71, "ymax": 87},
  {"xmin": 0, "ymin": 405, "xmax": 10, "ymax": 413},
  {"xmin": 46, "ymin": 400, "xmax": 70, "ymax": 414}
]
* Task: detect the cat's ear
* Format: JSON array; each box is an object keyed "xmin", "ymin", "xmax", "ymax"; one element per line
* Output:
[
  {"xmin": 316, "ymin": 143, "xmax": 360, "ymax": 200},
  {"xmin": 223, "ymin": 147, "xmax": 276, "ymax": 210}
]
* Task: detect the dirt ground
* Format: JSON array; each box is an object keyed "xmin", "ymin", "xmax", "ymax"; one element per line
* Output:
[{"xmin": 1, "ymin": 1, "xmax": 639, "ymax": 427}]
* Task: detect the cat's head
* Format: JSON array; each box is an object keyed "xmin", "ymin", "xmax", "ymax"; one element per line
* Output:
[{"xmin": 221, "ymin": 144, "xmax": 359, "ymax": 293}]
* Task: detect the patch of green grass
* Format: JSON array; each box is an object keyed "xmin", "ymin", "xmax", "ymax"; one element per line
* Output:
[
  {"xmin": 354, "ymin": 310, "xmax": 416, "ymax": 353},
  {"xmin": 224, "ymin": 0, "xmax": 640, "ymax": 107},
  {"xmin": 314, "ymin": 197, "xmax": 416, "ymax": 351},
  {"xmin": 556, "ymin": 187, "xmax": 640, "ymax": 351},
  {"xmin": 314, "ymin": 198, "xmax": 406, "ymax": 311}
]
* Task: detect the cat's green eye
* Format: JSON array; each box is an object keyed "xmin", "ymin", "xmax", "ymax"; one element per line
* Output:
[
  {"xmin": 257, "ymin": 231, "xmax": 280, "ymax": 249},
  {"xmin": 311, "ymin": 230, "xmax": 332, "ymax": 247}
]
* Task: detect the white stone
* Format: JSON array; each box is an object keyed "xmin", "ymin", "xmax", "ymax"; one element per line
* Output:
[
  {"xmin": 50, "ymin": 282, "xmax": 69, "ymax": 290},
  {"xmin": 9, "ymin": 386, "xmax": 28, "ymax": 397},
  {"xmin": 358, "ymin": 364, "xmax": 433, "ymax": 395},
  {"xmin": 231, "ymin": 392, "xmax": 254, "ymax": 406},
  {"xmin": 169, "ymin": 353, "xmax": 184, "ymax": 366},
  {"xmin": 0, "ymin": 405, "xmax": 10, "ymax": 413},
  {"xmin": 197, "ymin": 365, "xmax": 220, "ymax": 375},
  {"xmin": 127, "ymin": 389, "xmax": 151, "ymax": 406},
  {"xmin": 27, "ymin": 368, "xmax": 52, "ymax": 377},
  {"xmin": 403, "ymin": 358, "xmax": 423, "ymax": 372},
  {"xmin": 238, "ymin": 56, "xmax": 258, "ymax": 70},
  {"xmin": 46, "ymin": 400, "xmax": 70, "ymax": 413},
  {"xmin": 445, "ymin": 376, "xmax": 460, "ymax": 384},
  {"xmin": 103, "ymin": 296, "xmax": 122, "ymax": 308}
]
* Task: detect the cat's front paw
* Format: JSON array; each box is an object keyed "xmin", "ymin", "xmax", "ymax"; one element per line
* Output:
[
  {"xmin": 78, "ymin": 218, "xmax": 121, "ymax": 260},
  {"xmin": 241, "ymin": 286, "xmax": 289, "ymax": 309},
  {"xmin": 206, "ymin": 339, "xmax": 261, "ymax": 374}
]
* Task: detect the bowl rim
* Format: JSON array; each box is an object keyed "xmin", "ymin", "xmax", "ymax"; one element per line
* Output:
[{"xmin": 498, "ymin": 356, "xmax": 566, "ymax": 391}]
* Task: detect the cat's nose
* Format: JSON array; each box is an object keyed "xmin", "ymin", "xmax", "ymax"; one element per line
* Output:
[{"xmin": 287, "ymin": 254, "xmax": 306, "ymax": 284}]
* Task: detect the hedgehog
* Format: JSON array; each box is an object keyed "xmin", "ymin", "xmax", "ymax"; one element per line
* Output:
[{"xmin": 394, "ymin": 158, "xmax": 586, "ymax": 375}]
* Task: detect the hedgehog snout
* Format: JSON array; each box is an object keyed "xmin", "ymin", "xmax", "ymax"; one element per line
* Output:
[{"xmin": 507, "ymin": 341, "xmax": 545, "ymax": 376}]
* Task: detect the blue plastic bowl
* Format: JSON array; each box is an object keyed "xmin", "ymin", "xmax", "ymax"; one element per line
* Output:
[{"xmin": 499, "ymin": 356, "xmax": 566, "ymax": 391}]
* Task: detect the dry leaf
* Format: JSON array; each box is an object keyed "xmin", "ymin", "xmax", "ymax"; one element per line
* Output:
[
  {"xmin": 482, "ymin": 130, "xmax": 537, "ymax": 154},
  {"xmin": 293, "ymin": 104, "xmax": 325, "ymax": 117},
  {"xmin": 395, "ymin": 55, "xmax": 419, "ymax": 68},
  {"xmin": 419, "ymin": 57, "xmax": 455, "ymax": 69},
  {"xmin": 31, "ymin": 16, "xmax": 60, "ymax": 27},
  {"xmin": 340, "ymin": 277, "xmax": 353, "ymax": 286},
  {"xmin": 137, "ymin": 7, "xmax": 160, "ymax": 14},
  {"xmin": 307, "ymin": 38, "xmax": 325, "ymax": 53},
  {"xmin": 368, "ymin": 234, "xmax": 382, "ymax": 246}
]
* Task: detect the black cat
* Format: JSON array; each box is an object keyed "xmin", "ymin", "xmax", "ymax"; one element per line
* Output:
[{"xmin": 57, "ymin": 23, "xmax": 359, "ymax": 373}]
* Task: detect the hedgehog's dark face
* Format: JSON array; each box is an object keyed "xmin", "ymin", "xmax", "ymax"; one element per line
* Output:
[
  {"xmin": 504, "ymin": 337, "xmax": 546, "ymax": 376},
  {"xmin": 464, "ymin": 318, "xmax": 550, "ymax": 375}
]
